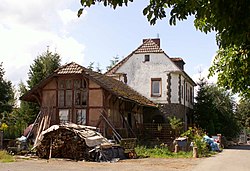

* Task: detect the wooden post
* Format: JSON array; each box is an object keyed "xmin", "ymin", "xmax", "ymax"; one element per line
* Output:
[
  {"xmin": 0, "ymin": 131, "xmax": 3, "ymax": 149},
  {"xmin": 217, "ymin": 134, "xmax": 222, "ymax": 148},
  {"xmin": 49, "ymin": 138, "xmax": 52, "ymax": 159},
  {"xmin": 193, "ymin": 146, "xmax": 198, "ymax": 158},
  {"xmin": 174, "ymin": 144, "xmax": 179, "ymax": 153}
]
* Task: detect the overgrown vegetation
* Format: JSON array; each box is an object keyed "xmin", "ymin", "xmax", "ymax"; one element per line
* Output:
[
  {"xmin": 0, "ymin": 151, "xmax": 15, "ymax": 163},
  {"xmin": 135, "ymin": 146, "xmax": 192, "ymax": 158},
  {"xmin": 181, "ymin": 127, "xmax": 210, "ymax": 157},
  {"xmin": 136, "ymin": 126, "xmax": 217, "ymax": 159},
  {"xmin": 167, "ymin": 116, "xmax": 183, "ymax": 138}
]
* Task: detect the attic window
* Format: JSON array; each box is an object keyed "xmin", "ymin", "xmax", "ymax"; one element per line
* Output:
[{"xmin": 144, "ymin": 55, "xmax": 150, "ymax": 62}]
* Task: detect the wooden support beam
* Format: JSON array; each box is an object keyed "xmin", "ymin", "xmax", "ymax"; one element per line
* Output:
[{"xmin": 131, "ymin": 103, "xmax": 136, "ymax": 111}]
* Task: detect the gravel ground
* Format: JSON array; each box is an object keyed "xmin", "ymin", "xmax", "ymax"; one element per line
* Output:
[{"xmin": 0, "ymin": 157, "xmax": 202, "ymax": 171}]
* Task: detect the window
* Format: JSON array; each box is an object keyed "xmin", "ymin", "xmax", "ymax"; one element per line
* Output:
[
  {"xmin": 74, "ymin": 79, "xmax": 87, "ymax": 106},
  {"xmin": 59, "ymin": 109, "xmax": 69, "ymax": 124},
  {"xmin": 190, "ymin": 87, "xmax": 193, "ymax": 104},
  {"xmin": 58, "ymin": 78, "xmax": 88, "ymax": 124},
  {"xmin": 76, "ymin": 109, "xmax": 86, "ymax": 125},
  {"xmin": 151, "ymin": 78, "xmax": 161, "ymax": 97},
  {"xmin": 181, "ymin": 85, "xmax": 184, "ymax": 99},
  {"xmin": 144, "ymin": 55, "xmax": 150, "ymax": 62},
  {"xmin": 186, "ymin": 83, "xmax": 188, "ymax": 100}
]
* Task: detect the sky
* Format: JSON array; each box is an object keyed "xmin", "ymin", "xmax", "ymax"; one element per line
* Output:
[{"xmin": 0, "ymin": 0, "xmax": 218, "ymax": 90}]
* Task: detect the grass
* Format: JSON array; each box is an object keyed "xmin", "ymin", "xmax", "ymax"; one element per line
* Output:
[
  {"xmin": 135, "ymin": 146, "xmax": 193, "ymax": 158},
  {"xmin": 0, "ymin": 150, "xmax": 15, "ymax": 163}
]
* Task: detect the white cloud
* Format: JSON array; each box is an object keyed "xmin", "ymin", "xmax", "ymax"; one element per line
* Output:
[
  {"xmin": 58, "ymin": 9, "xmax": 87, "ymax": 26},
  {"xmin": 0, "ymin": 0, "xmax": 86, "ymax": 88}
]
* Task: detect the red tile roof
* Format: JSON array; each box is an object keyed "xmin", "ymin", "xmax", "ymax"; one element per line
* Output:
[
  {"xmin": 134, "ymin": 39, "xmax": 164, "ymax": 54},
  {"xmin": 106, "ymin": 39, "xmax": 164, "ymax": 75}
]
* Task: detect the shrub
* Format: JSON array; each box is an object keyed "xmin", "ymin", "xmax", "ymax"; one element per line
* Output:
[{"xmin": 181, "ymin": 127, "xmax": 210, "ymax": 157}]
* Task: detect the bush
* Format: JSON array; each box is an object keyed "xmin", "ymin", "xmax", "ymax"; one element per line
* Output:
[{"xmin": 181, "ymin": 127, "xmax": 210, "ymax": 157}]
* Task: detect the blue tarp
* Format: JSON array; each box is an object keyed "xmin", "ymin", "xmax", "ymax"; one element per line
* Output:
[{"xmin": 203, "ymin": 135, "xmax": 220, "ymax": 151}]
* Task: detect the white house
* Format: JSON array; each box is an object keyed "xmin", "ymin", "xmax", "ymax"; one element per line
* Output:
[{"xmin": 106, "ymin": 38, "xmax": 196, "ymax": 129}]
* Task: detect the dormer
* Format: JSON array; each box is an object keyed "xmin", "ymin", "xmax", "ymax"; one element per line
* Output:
[{"xmin": 170, "ymin": 57, "xmax": 185, "ymax": 70}]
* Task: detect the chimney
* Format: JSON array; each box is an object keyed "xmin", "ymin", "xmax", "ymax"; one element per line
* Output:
[{"xmin": 143, "ymin": 38, "xmax": 160, "ymax": 47}]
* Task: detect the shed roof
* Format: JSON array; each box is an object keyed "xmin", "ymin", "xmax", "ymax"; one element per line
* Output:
[{"xmin": 20, "ymin": 62, "xmax": 156, "ymax": 107}]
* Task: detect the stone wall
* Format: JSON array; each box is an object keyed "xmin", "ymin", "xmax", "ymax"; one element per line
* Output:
[{"xmin": 144, "ymin": 104, "xmax": 194, "ymax": 127}]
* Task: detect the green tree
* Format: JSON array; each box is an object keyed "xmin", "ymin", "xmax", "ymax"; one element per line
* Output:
[
  {"xmin": 194, "ymin": 78, "xmax": 240, "ymax": 138},
  {"xmin": 95, "ymin": 62, "xmax": 102, "ymax": 73},
  {"xmin": 0, "ymin": 62, "xmax": 14, "ymax": 115},
  {"xmin": 236, "ymin": 98, "xmax": 250, "ymax": 128},
  {"xmin": 78, "ymin": 0, "xmax": 250, "ymax": 97},
  {"xmin": 106, "ymin": 55, "xmax": 119, "ymax": 71},
  {"xmin": 0, "ymin": 63, "xmax": 19, "ymax": 138},
  {"xmin": 28, "ymin": 49, "xmax": 61, "ymax": 88},
  {"xmin": 19, "ymin": 49, "xmax": 61, "ymax": 124},
  {"xmin": 87, "ymin": 62, "xmax": 95, "ymax": 70},
  {"xmin": 18, "ymin": 81, "xmax": 37, "ymax": 124}
]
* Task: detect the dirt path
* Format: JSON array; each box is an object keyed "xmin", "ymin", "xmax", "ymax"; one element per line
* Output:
[
  {"xmin": 0, "ymin": 158, "xmax": 202, "ymax": 171},
  {"xmin": 192, "ymin": 145, "xmax": 250, "ymax": 171}
]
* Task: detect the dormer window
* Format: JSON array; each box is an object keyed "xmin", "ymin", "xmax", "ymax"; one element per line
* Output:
[{"xmin": 145, "ymin": 55, "xmax": 150, "ymax": 62}]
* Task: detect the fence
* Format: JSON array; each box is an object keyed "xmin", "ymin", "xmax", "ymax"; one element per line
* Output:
[
  {"xmin": 0, "ymin": 131, "xmax": 3, "ymax": 149},
  {"xmin": 140, "ymin": 123, "xmax": 175, "ymax": 145}
]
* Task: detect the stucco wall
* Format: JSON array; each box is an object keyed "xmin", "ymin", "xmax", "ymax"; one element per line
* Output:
[
  {"xmin": 170, "ymin": 73, "xmax": 179, "ymax": 103},
  {"xmin": 116, "ymin": 53, "xmax": 180, "ymax": 103}
]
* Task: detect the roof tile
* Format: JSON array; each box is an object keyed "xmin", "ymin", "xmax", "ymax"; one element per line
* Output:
[
  {"xmin": 21, "ymin": 62, "xmax": 155, "ymax": 107},
  {"xmin": 134, "ymin": 39, "xmax": 164, "ymax": 54}
]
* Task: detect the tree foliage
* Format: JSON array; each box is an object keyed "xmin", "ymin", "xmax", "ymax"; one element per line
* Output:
[
  {"xmin": 78, "ymin": 0, "xmax": 250, "ymax": 96},
  {"xmin": 236, "ymin": 98, "xmax": 250, "ymax": 128},
  {"xmin": 19, "ymin": 49, "xmax": 61, "ymax": 124},
  {"xmin": 0, "ymin": 62, "xmax": 14, "ymax": 115},
  {"xmin": 0, "ymin": 63, "xmax": 18, "ymax": 138},
  {"xmin": 194, "ymin": 78, "xmax": 240, "ymax": 138},
  {"xmin": 106, "ymin": 55, "xmax": 119, "ymax": 71},
  {"xmin": 28, "ymin": 49, "xmax": 61, "ymax": 89},
  {"xmin": 167, "ymin": 116, "xmax": 183, "ymax": 137},
  {"xmin": 87, "ymin": 62, "xmax": 95, "ymax": 70}
]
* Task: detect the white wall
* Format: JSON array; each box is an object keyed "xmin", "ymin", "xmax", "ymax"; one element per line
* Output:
[
  {"xmin": 170, "ymin": 73, "xmax": 179, "ymax": 103},
  {"xmin": 114, "ymin": 52, "xmax": 194, "ymax": 108},
  {"xmin": 116, "ymin": 53, "xmax": 180, "ymax": 103}
]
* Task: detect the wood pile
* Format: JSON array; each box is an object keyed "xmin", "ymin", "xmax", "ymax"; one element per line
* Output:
[
  {"xmin": 34, "ymin": 124, "xmax": 135, "ymax": 162},
  {"xmin": 36, "ymin": 127, "xmax": 93, "ymax": 161}
]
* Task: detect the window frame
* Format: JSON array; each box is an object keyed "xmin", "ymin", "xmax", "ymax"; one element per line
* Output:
[
  {"xmin": 151, "ymin": 78, "xmax": 162, "ymax": 97},
  {"xmin": 57, "ymin": 78, "xmax": 88, "ymax": 125},
  {"xmin": 144, "ymin": 55, "xmax": 150, "ymax": 62}
]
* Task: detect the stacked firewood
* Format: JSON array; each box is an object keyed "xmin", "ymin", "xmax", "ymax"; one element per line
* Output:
[{"xmin": 36, "ymin": 128, "xmax": 92, "ymax": 161}]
